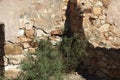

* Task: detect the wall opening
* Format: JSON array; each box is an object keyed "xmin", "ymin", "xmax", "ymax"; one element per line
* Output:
[{"xmin": 0, "ymin": 23, "xmax": 5, "ymax": 77}]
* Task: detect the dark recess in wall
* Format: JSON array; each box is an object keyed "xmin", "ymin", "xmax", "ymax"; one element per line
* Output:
[{"xmin": 0, "ymin": 23, "xmax": 5, "ymax": 77}]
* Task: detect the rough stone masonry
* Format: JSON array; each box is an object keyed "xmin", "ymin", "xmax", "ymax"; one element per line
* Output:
[
  {"xmin": 70, "ymin": 0, "xmax": 120, "ymax": 79},
  {"xmin": 81, "ymin": 0, "xmax": 120, "ymax": 49},
  {"xmin": 0, "ymin": 0, "xmax": 67, "ymax": 78},
  {"xmin": 0, "ymin": 0, "xmax": 120, "ymax": 79}
]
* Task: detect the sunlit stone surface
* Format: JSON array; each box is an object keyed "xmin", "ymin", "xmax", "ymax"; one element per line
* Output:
[{"xmin": 106, "ymin": 0, "xmax": 120, "ymax": 27}]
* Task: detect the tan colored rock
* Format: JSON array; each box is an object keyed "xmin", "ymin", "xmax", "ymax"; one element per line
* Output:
[
  {"xmin": 112, "ymin": 37, "xmax": 120, "ymax": 47},
  {"xmin": 51, "ymin": 27, "xmax": 63, "ymax": 36},
  {"xmin": 95, "ymin": 1, "xmax": 103, "ymax": 7},
  {"xmin": 92, "ymin": 7, "xmax": 102, "ymax": 15},
  {"xmin": 99, "ymin": 15, "xmax": 106, "ymax": 20},
  {"xmin": 4, "ymin": 43, "xmax": 23, "ymax": 55},
  {"xmin": 98, "ymin": 24, "xmax": 110, "ymax": 32},
  {"xmin": 101, "ymin": 0, "xmax": 109, "ymax": 8},
  {"xmin": 25, "ymin": 21, "xmax": 34, "ymax": 30},
  {"xmin": 64, "ymin": 73, "xmax": 86, "ymax": 80},
  {"xmin": 5, "ymin": 65, "xmax": 21, "ymax": 79},
  {"xmin": 25, "ymin": 29, "xmax": 34, "ymax": 38},
  {"xmin": 22, "ymin": 43, "xmax": 31, "ymax": 49},
  {"xmin": 4, "ymin": 43, "xmax": 14, "ymax": 55},
  {"xmin": 13, "ymin": 44, "xmax": 23, "ymax": 55},
  {"xmin": 61, "ymin": 14, "xmax": 66, "ymax": 21},
  {"xmin": 62, "ymin": 6, "xmax": 67, "ymax": 10},
  {"xmin": 36, "ymin": 29, "xmax": 47, "ymax": 37},
  {"xmin": 17, "ymin": 36, "xmax": 32, "ymax": 43},
  {"xmin": 28, "ymin": 48, "xmax": 36, "ymax": 53},
  {"xmin": 5, "ymin": 54, "xmax": 25, "ymax": 65},
  {"xmin": 106, "ymin": 0, "xmax": 120, "ymax": 28},
  {"xmin": 4, "ymin": 56, "xmax": 9, "ymax": 66},
  {"xmin": 5, "ymin": 70, "xmax": 20, "ymax": 79}
]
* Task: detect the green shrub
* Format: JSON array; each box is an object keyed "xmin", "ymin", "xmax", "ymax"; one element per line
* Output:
[
  {"xmin": 17, "ymin": 40, "xmax": 64, "ymax": 80},
  {"xmin": 59, "ymin": 35, "xmax": 88, "ymax": 72},
  {"xmin": 16, "ymin": 34, "xmax": 88, "ymax": 80}
]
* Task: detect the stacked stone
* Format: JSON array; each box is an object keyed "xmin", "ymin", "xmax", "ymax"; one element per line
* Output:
[
  {"xmin": 3, "ymin": 0, "xmax": 68, "ymax": 78},
  {"xmin": 4, "ymin": 21, "xmax": 36, "ymax": 78},
  {"xmin": 48, "ymin": 0, "xmax": 69, "ymax": 45},
  {"xmin": 80, "ymin": 0, "xmax": 120, "ymax": 49},
  {"xmin": 81, "ymin": 48, "xmax": 120, "ymax": 79},
  {"xmin": 72, "ymin": 0, "xmax": 120, "ymax": 79}
]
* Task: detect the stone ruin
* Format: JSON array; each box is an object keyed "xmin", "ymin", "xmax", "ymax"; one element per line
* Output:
[
  {"xmin": 0, "ymin": 0, "xmax": 66, "ymax": 78},
  {"xmin": 70, "ymin": 0, "xmax": 120, "ymax": 79},
  {"xmin": 81, "ymin": 0, "xmax": 120, "ymax": 49},
  {"xmin": 0, "ymin": 0, "xmax": 120, "ymax": 79}
]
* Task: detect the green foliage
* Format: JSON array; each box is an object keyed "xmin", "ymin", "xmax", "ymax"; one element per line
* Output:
[
  {"xmin": 15, "ymin": 35, "xmax": 88, "ymax": 80},
  {"xmin": 17, "ymin": 40, "xmax": 64, "ymax": 80},
  {"xmin": 59, "ymin": 35, "xmax": 88, "ymax": 72}
]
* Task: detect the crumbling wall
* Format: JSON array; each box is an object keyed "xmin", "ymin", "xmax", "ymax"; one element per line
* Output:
[
  {"xmin": 1, "ymin": 0, "xmax": 120, "ymax": 79},
  {"xmin": 69, "ymin": 0, "xmax": 120, "ymax": 79},
  {"xmin": 0, "ymin": 0, "xmax": 68, "ymax": 78},
  {"xmin": 81, "ymin": 0, "xmax": 120, "ymax": 49}
]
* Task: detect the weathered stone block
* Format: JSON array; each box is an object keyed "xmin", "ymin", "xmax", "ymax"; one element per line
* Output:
[
  {"xmin": 92, "ymin": 7, "xmax": 102, "ymax": 15},
  {"xmin": 4, "ymin": 43, "xmax": 23, "ymax": 55},
  {"xmin": 5, "ymin": 54, "xmax": 25, "ymax": 65},
  {"xmin": 25, "ymin": 21, "xmax": 34, "ymax": 30},
  {"xmin": 25, "ymin": 29, "xmax": 34, "ymax": 38},
  {"xmin": 17, "ymin": 36, "xmax": 32, "ymax": 43},
  {"xmin": 51, "ymin": 28, "xmax": 63, "ymax": 36},
  {"xmin": 101, "ymin": 0, "xmax": 109, "ymax": 8},
  {"xmin": 98, "ymin": 24, "xmax": 110, "ymax": 32},
  {"xmin": 28, "ymin": 48, "xmax": 36, "ymax": 53},
  {"xmin": 5, "ymin": 65, "xmax": 21, "ymax": 79},
  {"xmin": 22, "ymin": 43, "xmax": 31, "ymax": 49},
  {"xmin": 36, "ymin": 29, "xmax": 47, "ymax": 37}
]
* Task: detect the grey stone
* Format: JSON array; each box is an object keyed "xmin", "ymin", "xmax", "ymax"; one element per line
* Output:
[{"xmin": 17, "ymin": 29, "xmax": 25, "ymax": 37}]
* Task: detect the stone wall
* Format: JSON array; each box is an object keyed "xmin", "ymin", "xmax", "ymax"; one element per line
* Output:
[
  {"xmin": 69, "ymin": 0, "xmax": 120, "ymax": 79},
  {"xmin": 0, "ymin": 0, "xmax": 120, "ymax": 79},
  {"xmin": 81, "ymin": 46, "xmax": 120, "ymax": 79},
  {"xmin": 81, "ymin": 0, "xmax": 120, "ymax": 49},
  {"xmin": 1, "ymin": 0, "xmax": 69, "ymax": 78}
]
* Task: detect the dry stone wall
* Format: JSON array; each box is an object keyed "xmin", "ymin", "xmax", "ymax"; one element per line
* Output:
[
  {"xmin": 79, "ymin": 0, "xmax": 120, "ymax": 48},
  {"xmin": 69, "ymin": 0, "xmax": 120, "ymax": 79},
  {"xmin": 0, "ymin": 0, "xmax": 120, "ymax": 79},
  {"xmin": 1, "ymin": 0, "xmax": 68, "ymax": 78},
  {"xmin": 82, "ymin": 47, "xmax": 120, "ymax": 79}
]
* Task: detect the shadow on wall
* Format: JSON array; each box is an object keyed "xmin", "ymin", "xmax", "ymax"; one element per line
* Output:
[
  {"xmin": 64, "ymin": 0, "xmax": 85, "ymax": 39},
  {"xmin": 63, "ymin": 0, "xmax": 72, "ymax": 37},
  {"xmin": 64, "ymin": 0, "xmax": 120, "ymax": 80},
  {"xmin": 0, "ymin": 23, "xmax": 5, "ymax": 77},
  {"xmin": 78, "ymin": 45, "xmax": 120, "ymax": 80}
]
